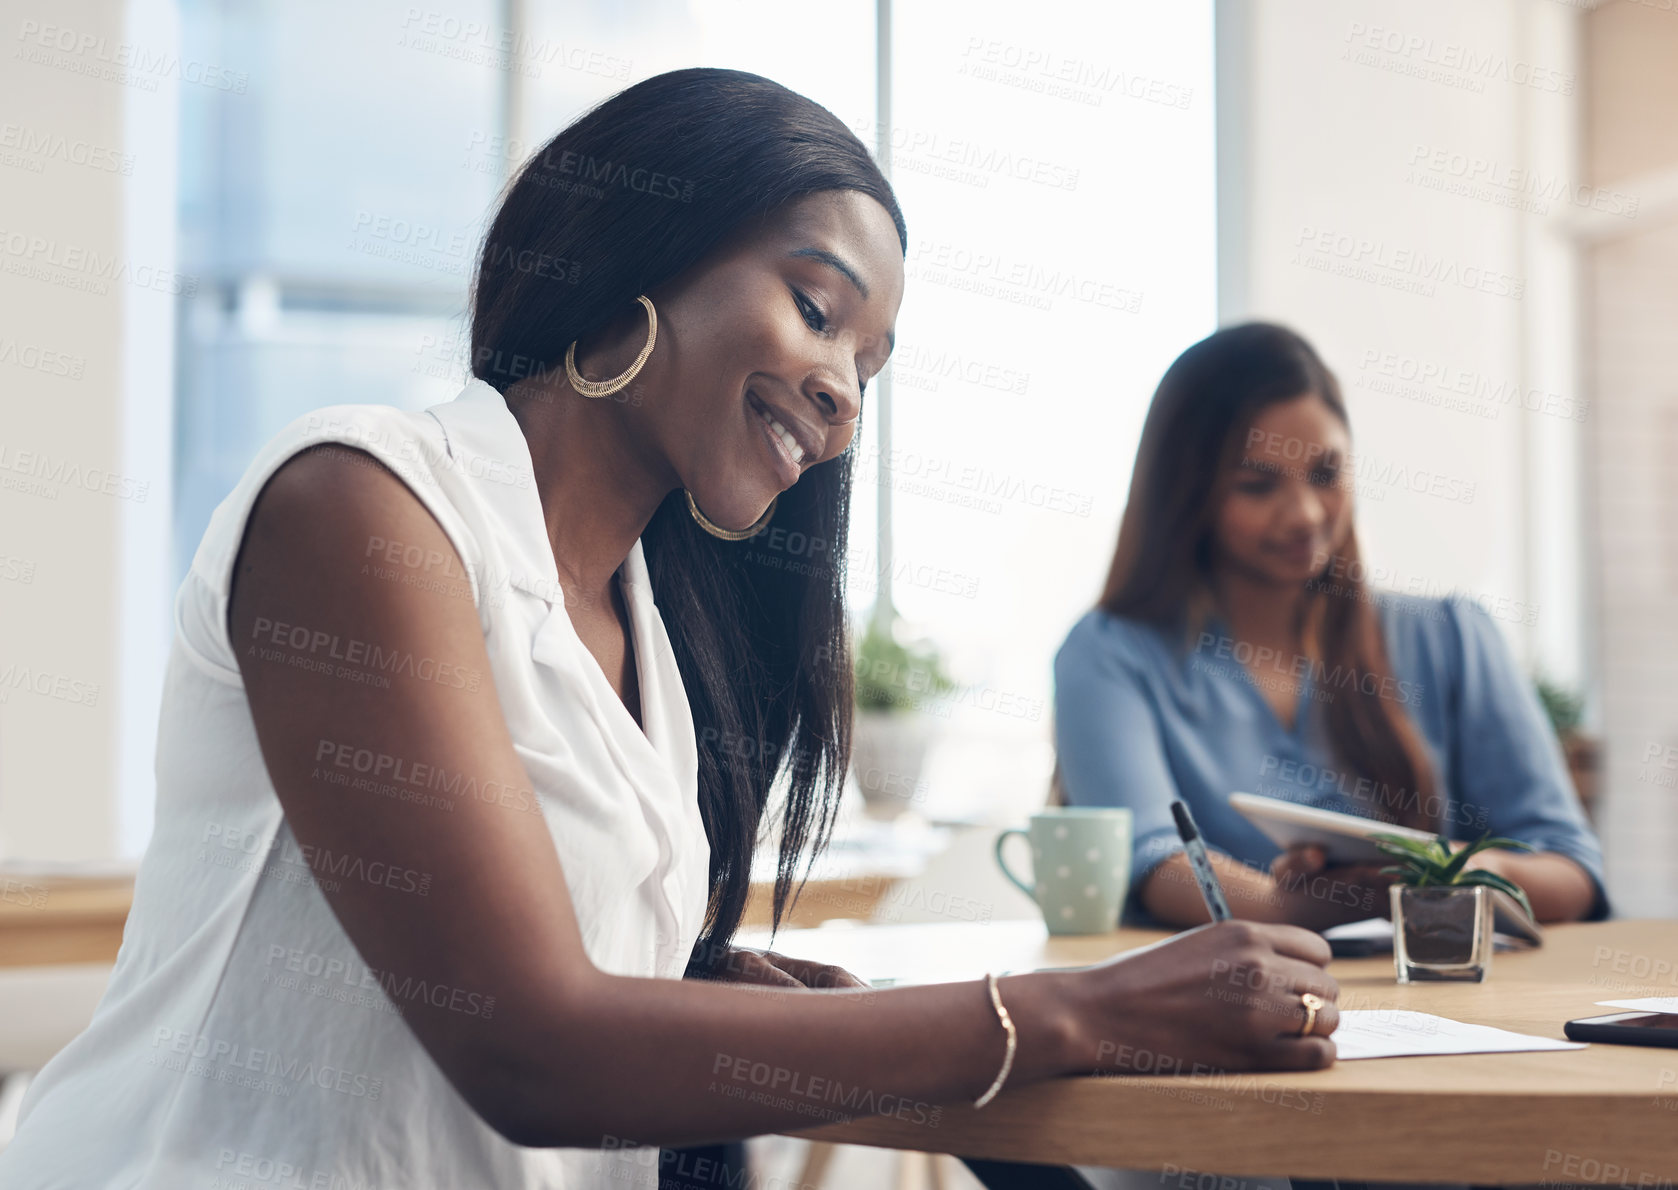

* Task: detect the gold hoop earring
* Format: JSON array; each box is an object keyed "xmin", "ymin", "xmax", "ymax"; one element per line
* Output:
[
  {"xmin": 685, "ymin": 491, "xmax": 776, "ymax": 541},
  {"xmin": 565, "ymin": 295, "xmax": 656, "ymax": 399}
]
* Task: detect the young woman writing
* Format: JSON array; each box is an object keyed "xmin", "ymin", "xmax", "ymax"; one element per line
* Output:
[
  {"xmin": 1053, "ymin": 323, "xmax": 1606, "ymax": 932},
  {"xmin": 0, "ymin": 75, "xmax": 1339, "ymax": 1189}
]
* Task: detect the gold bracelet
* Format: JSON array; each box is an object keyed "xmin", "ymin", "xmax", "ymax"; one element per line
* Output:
[{"xmin": 973, "ymin": 972, "xmax": 1017, "ymax": 1108}]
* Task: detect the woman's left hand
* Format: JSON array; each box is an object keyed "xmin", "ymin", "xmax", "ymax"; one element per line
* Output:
[{"xmin": 715, "ymin": 946, "xmax": 870, "ymax": 990}]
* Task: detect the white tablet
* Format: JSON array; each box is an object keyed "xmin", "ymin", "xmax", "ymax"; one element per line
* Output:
[
  {"xmin": 1227, "ymin": 791, "xmax": 1541, "ymax": 944},
  {"xmin": 1227, "ymin": 791, "xmax": 1435, "ymax": 865}
]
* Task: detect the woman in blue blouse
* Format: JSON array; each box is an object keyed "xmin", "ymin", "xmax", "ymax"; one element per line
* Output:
[{"xmin": 1053, "ymin": 323, "xmax": 1607, "ymax": 928}]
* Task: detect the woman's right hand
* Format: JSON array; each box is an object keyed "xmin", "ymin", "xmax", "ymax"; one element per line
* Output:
[
  {"xmin": 1049, "ymin": 920, "xmax": 1339, "ymax": 1076},
  {"xmin": 1271, "ymin": 844, "xmax": 1397, "ymax": 923}
]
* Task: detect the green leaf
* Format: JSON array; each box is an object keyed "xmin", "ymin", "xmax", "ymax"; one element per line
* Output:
[
  {"xmin": 1371, "ymin": 834, "xmax": 1448, "ymax": 878},
  {"xmin": 1457, "ymin": 870, "xmax": 1536, "ymax": 921},
  {"xmin": 852, "ymin": 619, "xmax": 957, "ymax": 711},
  {"xmin": 1535, "ymin": 674, "xmax": 1584, "ymax": 736},
  {"xmin": 1437, "ymin": 836, "xmax": 1484, "ymax": 883},
  {"xmin": 1370, "ymin": 834, "xmax": 1437, "ymax": 862},
  {"xmin": 1434, "ymin": 832, "xmax": 1537, "ymax": 886}
]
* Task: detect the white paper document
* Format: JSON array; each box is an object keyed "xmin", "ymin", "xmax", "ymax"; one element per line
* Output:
[
  {"xmin": 1596, "ymin": 997, "xmax": 1678, "ymax": 1013},
  {"xmin": 1323, "ymin": 918, "xmax": 1395, "ymax": 945},
  {"xmin": 1331, "ymin": 1010, "xmax": 1587, "ymax": 1060}
]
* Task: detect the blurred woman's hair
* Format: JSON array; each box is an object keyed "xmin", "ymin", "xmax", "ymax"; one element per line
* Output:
[
  {"xmin": 469, "ymin": 68, "xmax": 907, "ymax": 971},
  {"xmin": 1096, "ymin": 322, "xmax": 1438, "ymax": 832}
]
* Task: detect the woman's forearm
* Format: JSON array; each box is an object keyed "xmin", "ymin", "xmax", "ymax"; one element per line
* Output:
[
  {"xmin": 1142, "ymin": 852, "xmax": 1282, "ymax": 926},
  {"xmin": 1467, "ymin": 848, "xmax": 1598, "ymax": 922},
  {"xmin": 1140, "ymin": 852, "xmax": 1383, "ymax": 931},
  {"xmin": 483, "ymin": 913, "xmax": 1347, "ymax": 1151},
  {"xmin": 487, "ymin": 965, "xmax": 1081, "ymax": 1149}
]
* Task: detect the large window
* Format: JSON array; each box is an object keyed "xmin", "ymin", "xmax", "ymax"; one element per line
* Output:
[
  {"xmin": 878, "ymin": 1, "xmax": 1214, "ymax": 819},
  {"xmin": 168, "ymin": 0, "xmax": 1214, "ymax": 837},
  {"xmin": 174, "ymin": 0, "xmax": 508, "ymax": 580}
]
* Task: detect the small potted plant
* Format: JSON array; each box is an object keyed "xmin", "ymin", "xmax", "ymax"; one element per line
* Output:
[
  {"xmin": 1535, "ymin": 674, "xmax": 1600, "ymax": 824},
  {"xmin": 1372, "ymin": 831, "xmax": 1535, "ymax": 983},
  {"xmin": 850, "ymin": 618, "xmax": 956, "ymax": 818}
]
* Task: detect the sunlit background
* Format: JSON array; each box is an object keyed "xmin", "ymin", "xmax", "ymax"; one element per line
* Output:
[
  {"xmin": 7, "ymin": 0, "xmax": 1678, "ymax": 1181},
  {"xmin": 3, "ymin": 0, "xmax": 1676, "ymax": 926}
]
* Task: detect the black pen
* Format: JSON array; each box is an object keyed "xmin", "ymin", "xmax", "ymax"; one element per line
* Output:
[{"xmin": 1171, "ymin": 800, "xmax": 1232, "ymax": 922}]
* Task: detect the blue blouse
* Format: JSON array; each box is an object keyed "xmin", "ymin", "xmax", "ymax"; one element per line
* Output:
[{"xmin": 1052, "ymin": 593, "xmax": 1609, "ymax": 921}]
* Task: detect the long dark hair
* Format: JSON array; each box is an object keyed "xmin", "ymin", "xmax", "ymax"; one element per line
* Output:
[
  {"xmin": 469, "ymin": 69, "xmax": 906, "ymax": 973},
  {"xmin": 1096, "ymin": 322, "xmax": 1438, "ymax": 832}
]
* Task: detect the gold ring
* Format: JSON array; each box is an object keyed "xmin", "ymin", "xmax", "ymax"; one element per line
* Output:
[{"xmin": 1297, "ymin": 991, "xmax": 1325, "ymax": 1037}]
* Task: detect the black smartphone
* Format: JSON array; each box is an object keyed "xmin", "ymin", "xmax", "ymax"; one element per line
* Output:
[{"xmin": 1563, "ymin": 1011, "xmax": 1678, "ymax": 1047}]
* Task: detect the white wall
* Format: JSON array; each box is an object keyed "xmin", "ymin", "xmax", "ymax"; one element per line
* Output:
[{"xmin": 0, "ymin": 0, "xmax": 176, "ymax": 861}]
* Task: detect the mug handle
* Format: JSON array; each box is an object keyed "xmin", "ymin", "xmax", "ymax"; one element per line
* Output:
[{"xmin": 994, "ymin": 829, "xmax": 1036, "ymax": 901}]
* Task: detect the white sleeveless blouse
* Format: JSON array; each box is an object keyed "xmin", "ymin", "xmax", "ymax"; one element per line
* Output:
[{"xmin": 0, "ymin": 378, "xmax": 711, "ymax": 1189}]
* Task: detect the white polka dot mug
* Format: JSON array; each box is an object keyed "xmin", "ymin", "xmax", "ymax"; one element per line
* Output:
[{"xmin": 994, "ymin": 808, "xmax": 1133, "ymax": 935}]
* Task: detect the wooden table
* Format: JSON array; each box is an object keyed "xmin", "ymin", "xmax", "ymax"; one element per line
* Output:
[
  {"xmin": 0, "ymin": 873, "xmax": 133, "ymax": 968},
  {"xmin": 745, "ymin": 917, "xmax": 1678, "ymax": 1185}
]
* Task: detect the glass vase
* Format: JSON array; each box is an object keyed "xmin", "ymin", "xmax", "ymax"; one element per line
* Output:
[{"xmin": 1391, "ymin": 884, "xmax": 1493, "ymax": 983}]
